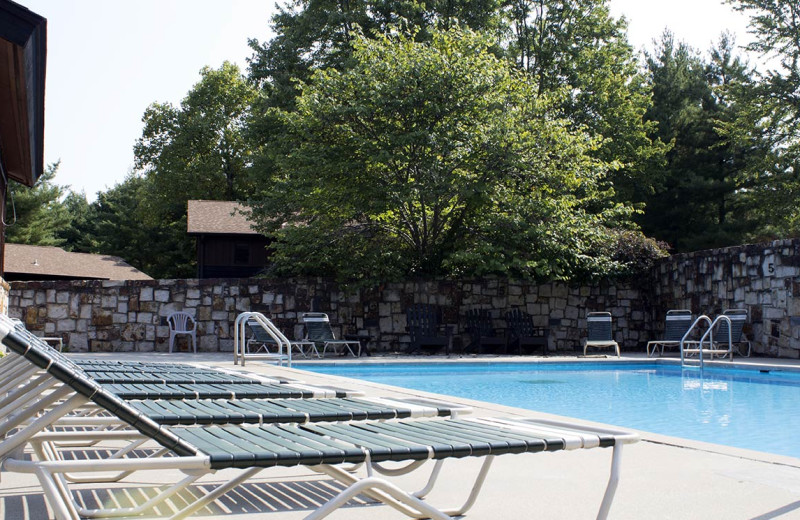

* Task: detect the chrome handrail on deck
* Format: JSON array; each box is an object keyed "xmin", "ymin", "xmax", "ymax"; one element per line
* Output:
[
  {"xmin": 680, "ymin": 315, "xmax": 735, "ymax": 368},
  {"xmin": 233, "ymin": 311, "xmax": 292, "ymax": 368},
  {"xmin": 680, "ymin": 315, "xmax": 711, "ymax": 368}
]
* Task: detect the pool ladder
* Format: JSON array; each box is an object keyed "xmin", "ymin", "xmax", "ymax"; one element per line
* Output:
[{"xmin": 680, "ymin": 315, "xmax": 735, "ymax": 368}]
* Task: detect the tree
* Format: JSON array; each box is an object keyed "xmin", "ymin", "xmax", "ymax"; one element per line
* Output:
[
  {"xmin": 57, "ymin": 192, "xmax": 97, "ymax": 252},
  {"xmin": 71, "ymin": 176, "xmax": 185, "ymax": 279},
  {"xmin": 724, "ymin": 0, "xmax": 800, "ymax": 238},
  {"xmin": 4, "ymin": 162, "xmax": 71, "ymax": 246},
  {"xmin": 248, "ymin": 27, "xmax": 653, "ymax": 285},
  {"xmin": 247, "ymin": 0, "xmax": 505, "ymax": 110},
  {"xmin": 135, "ymin": 62, "xmax": 257, "ymax": 205},
  {"xmin": 248, "ymin": 0, "xmax": 665, "ymax": 213},
  {"xmin": 639, "ymin": 32, "xmax": 754, "ymax": 251},
  {"xmin": 132, "ymin": 62, "xmax": 258, "ymax": 278}
]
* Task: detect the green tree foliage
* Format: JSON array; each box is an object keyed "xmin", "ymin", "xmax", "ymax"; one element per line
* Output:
[
  {"xmin": 724, "ymin": 0, "xmax": 800, "ymax": 238},
  {"xmin": 249, "ymin": 27, "xmax": 657, "ymax": 285},
  {"xmin": 132, "ymin": 62, "xmax": 258, "ymax": 278},
  {"xmin": 247, "ymin": 0, "xmax": 505, "ymax": 110},
  {"xmin": 135, "ymin": 61, "xmax": 257, "ymax": 204},
  {"xmin": 639, "ymin": 32, "xmax": 753, "ymax": 251},
  {"xmin": 249, "ymin": 0, "xmax": 666, "ymax": 206},
  {"xmin": 4, "ymin": 162, "xmax": 71, "ymax": 246},
  {"xmin": 86, "ymin": 176, "xmax": 188, "ymax": 278},
  {"xmin": 503, "ymin": 0, "xmax": 666, "ymax": 203},
  {"xmin": 56, "ymin": 192, "xmax": 97, "ymax": 252}
]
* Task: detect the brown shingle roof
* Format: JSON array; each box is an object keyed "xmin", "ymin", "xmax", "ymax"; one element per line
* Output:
[
  {"xmin": 4, "ymin": 244, "xmax": 153, "ymax": 280},
  {"xmin": 186, "ymin": 200, "xmax": 258, "ymax": 235}
]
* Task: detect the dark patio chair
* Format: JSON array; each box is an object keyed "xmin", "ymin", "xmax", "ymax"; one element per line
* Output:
[
  {"xmin": 405, "ymin": 304, "xmax": 452, "ymax": 355},
  {"xmin": 463, "ymin": 309, "xmax": 506, "ymax": 354},
  {"xmin": 301, "ymin": 312, "xmax": 361, "ymax": 357},
  {"xmin": 505, "ymin": 309, "xmax": 549, "ymax": 356},
  {"xmin": 646, "ymin": 310, "xmax": 693, "ymax": 357}
]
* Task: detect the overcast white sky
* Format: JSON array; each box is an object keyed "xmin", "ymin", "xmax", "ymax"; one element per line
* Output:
[{"xmin": 20, "ymin": 0, "xmax": 755, "ymax": 201}]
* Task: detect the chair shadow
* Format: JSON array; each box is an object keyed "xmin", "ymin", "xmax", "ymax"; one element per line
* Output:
[
  {"xmin": 749, "ymin": 500, "xmax": 800, "ymax": 520},
  {"xmin": 3, "ymin": 447, "xmax": 378, "ymax": 518},
  {"xmin": 2, "ymin": 479, "xmax": 377, "ymax": 519}
]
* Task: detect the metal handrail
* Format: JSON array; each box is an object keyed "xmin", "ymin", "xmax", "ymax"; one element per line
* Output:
[
  {"xmin": 233, "ymin": 312, "xmax": 292, "ymax": 368},
  {"xmin": 680, "ymin": 315, "xmax": 711, "ymax": 367},
  {"xmin": 680, "ymin": 315, "xmax": 736, "ymax": 368},
  {"xmin": 696, "ymin": 315, "xmax": 734, "ymax": 367}
]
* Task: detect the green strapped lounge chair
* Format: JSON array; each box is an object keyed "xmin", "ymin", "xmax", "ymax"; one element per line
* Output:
[
  {"xmin": 583, "ymin": 312, "xmax": 621, "ymax": 357},
  {"xmin": 301, "ymin": 312, "xmax": 362, "ymax": 357},
  {"xmin": 0, "ymin": 315, "xmax": 638, "ymax": 520},
  {"xmin": 646, "ymin": 310, "xmax": 693, "ymax": 357},
  {"xmin": 247, "ymin": 318, "xmax": 319, "ymax": 358}
]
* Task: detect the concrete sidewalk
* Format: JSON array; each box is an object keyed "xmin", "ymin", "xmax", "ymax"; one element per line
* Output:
[{"xmin": 2, "ymin": 353, "xmax": 800, "ymax": 519}]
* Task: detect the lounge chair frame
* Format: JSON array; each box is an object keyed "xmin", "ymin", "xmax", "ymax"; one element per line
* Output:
[{"xmin": 505, "ymin": 309, "xmax": 549, "ymax": 356}]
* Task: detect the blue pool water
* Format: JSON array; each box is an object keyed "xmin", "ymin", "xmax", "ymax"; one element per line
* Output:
[{"xmin": 301, "ymin": 362, "xmax": 800, "ymax": 458}]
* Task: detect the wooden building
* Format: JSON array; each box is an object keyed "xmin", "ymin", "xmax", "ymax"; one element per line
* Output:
[
  {"xmin": 186, "ymin": 200, "xmax": 271, "ymax": 279},
  {"xmin": 0, "ymin": 0, "xmax": 47, "ymax": 276}
]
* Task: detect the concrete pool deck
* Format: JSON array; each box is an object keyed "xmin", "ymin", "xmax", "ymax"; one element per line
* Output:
[{"xmin": 3, "ymin": 352, "xmax": 800, "ymax": 519}]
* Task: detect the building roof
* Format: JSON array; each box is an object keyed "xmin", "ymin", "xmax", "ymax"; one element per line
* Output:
[
  {"xmin": 0, "ymin": 0, "xmax": 46, "ymax": 187},
  {"xmin": 4, "ymin": 244, "xmax": 153, "ymax": 281},
  {"xmin": 186, "ymin": 200, "xmax": 259, "ymax": 235}
]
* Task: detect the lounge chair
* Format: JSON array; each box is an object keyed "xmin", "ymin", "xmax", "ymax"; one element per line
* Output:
[
  {"xmin": 583, "ymin": 312, "xmax": 620, "ymax": 357},
  {"xmin": 505, "ymin": 309, "xmax": 549, "ymax": 356},
  {"xmin": 709, "ymin": 309, "xmax": 750, "ymax": 359},
  {"xmin": 463, "ymin": 309, "xmax": 506, "ymax": 354},
  {"xmin": 406, "ymin": 304, "xmax": 453, "ymax": 355},
  {"xmin": 247, "ymin": 318, "xmax": 319, "ymax": 358},
  {"xmin": 301, "ymin": 312, "xmax": 362, "ymax": 357},
  {"xmin": 646, "ymin": 310, "xmax": 693, "ymax": 357},
  {"xmin": 0, "ymin": 317, "xmax": 638, "ymax": 520}
]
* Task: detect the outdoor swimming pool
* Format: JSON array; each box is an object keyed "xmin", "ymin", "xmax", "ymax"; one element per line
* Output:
[{"xmin": 301, "ymin": 362, "xmax": 800, "ymax": 459}]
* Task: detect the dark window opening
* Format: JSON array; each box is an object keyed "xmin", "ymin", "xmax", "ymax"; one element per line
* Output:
[{"xmin": 234, "ymin": 244, "xmax": 250, "ymax": 265}]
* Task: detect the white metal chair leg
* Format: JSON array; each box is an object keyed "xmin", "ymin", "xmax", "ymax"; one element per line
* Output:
[
  {"xmin": 596, "ymin": 443, "xmax": 624, "ymax": 520},
  {"xmin": 304, "ymin": 475, "xmax": 451, "ymax": 520}
]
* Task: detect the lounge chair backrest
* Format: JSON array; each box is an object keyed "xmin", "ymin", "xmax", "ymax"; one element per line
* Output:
[
  {"xmin": 505, "ymin": 309, "xmax": 540, "ymax": 337},
  {"xmin": 586, "ymin": 312, "xmax": 613, "ymax": 342},
  {"xmin": 716, "ymin": 309, "xmax": 747, "ymax": 342},
  {"xmin": 406, "ymin": 304, "xmax": 440, "ymax": 337},
  {"xmin": 663, "ymin": 310, "xmax": 693, "ymax": 341},
  {"xmin": 0, "ymin": 315, "xmax": 197, "ymax": 457},
  {"xmin": 247, "ymin": 319, "xmax": 277, "ymax": 344},
  {"xmin": 301, "ymin": 312, "xmax": 337, "ymax": 342},
  {"xmin": 465, "ymin": 309, "xmax": 496, "ymax": 338}
]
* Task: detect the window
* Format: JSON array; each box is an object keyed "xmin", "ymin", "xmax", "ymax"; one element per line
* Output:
[{"xmin": 233, "ymin": 243, "xmax": 250, "ymax": 265}]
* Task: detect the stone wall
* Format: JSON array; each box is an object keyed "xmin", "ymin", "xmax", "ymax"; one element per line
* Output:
[
  {"xmin": 649, "ymin": 238, "xmax": 800, "ymax": 358},
  {"xmin": 7, "ymin": 238, "xmax": 800, "ymax": 356},
  {"xmin": 6, "ymin": 278, "xmax": 648, "ymax": 354}
]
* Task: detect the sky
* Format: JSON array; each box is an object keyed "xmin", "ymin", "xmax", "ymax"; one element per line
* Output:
[{"xmin": 20, "ymin": 0, "xmax": 755, "ymax": 201}]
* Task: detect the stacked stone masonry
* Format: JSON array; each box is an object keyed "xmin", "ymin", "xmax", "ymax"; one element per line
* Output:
[{"xmin": 6, "ymin": 238, "xmax": 799, "ymax": 357}]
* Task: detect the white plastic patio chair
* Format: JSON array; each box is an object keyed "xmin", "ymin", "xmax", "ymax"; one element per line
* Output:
[{"xmin": 167, "ymin": 311, "xmax": 197, "ymax": 353}]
